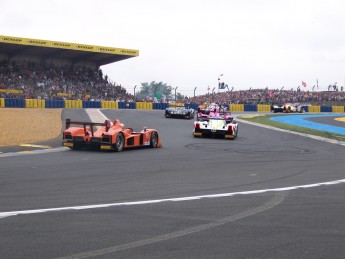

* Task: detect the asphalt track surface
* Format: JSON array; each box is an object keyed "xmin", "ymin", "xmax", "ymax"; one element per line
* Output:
[{"xmin": 1, "ymin": 110, "xmax": 345, "ymax": 258}]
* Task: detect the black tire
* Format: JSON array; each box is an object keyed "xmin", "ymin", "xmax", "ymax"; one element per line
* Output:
[
  {"xmin": 114, "ymin": 133, "xmax": 124, "ymax": 152},
  {"xmin": 150, "ymin": 131, "xmax": 159, "ymax": 148},
  {"xmin": 234, "ymin": 125, "xmax": 238, "ymax": 139}
]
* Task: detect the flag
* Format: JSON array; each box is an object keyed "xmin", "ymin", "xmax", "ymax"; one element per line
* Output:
[{"xmin": 302, "ymin": 81, "xmax": 307, "ymax": 87}]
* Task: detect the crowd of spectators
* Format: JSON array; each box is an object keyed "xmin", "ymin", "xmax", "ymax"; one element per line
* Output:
[
  {"xmin": 188, "ymin": 88, "xmax": 345, "ymax": 106},
  {"xmin": 0, "ymin": 59, "xmax": 134, "ymax": 101},
  {"xmin": 1, "ymin": 59, "xmax": 345, "ymax": 105}
]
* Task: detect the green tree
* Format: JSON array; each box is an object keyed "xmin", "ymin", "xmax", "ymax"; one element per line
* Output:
[{"xmin": 136, "ymin": 81, "xmax": 183, "ymax": 101}]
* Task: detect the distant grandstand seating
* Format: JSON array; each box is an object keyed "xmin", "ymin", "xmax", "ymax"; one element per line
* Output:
[{"xmin": 0, "ymin": 59, "xmax": 134, "ymax": 101}]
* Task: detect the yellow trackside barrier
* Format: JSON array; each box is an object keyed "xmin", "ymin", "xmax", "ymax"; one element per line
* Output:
[
  {"xmin": 64, "ymin": 100, "xmax": 70, "ymax": 108},
  {"xmin": 147, "ymin": 102, "xmax": 153, "ymax": 110},
  {"xmin": 0, "ymin": 98, "xmax": 4, "ymax": 107},
  {"xmin": 257, "ymin": 104, "xmax": 271, "ymax": 112},
  {"xmin": 101, "ymin": 101, "xmax": 109, "ymax": 109},
  {"xmin": 111, "ymin": 101, "xmax": 118, "ymax": 109},
  {"xmin": 137, "ymin": 102, "xmax": 142, "ymax": 110},
  {"xmin": 33, "ymin": 99, "xmax": 38, "ymax": 108},
  {"xmin": 25, "ymin": 99, "xmax": 30, "ymax": 108},
  {"xmin": 332, "ymin": 106, "xmax": 344, "ymax": 113},
  {"xmin": 229, "ymin": 104, "xmax": 244, "ymax": 112},
  {"xmin": 68, "ymin": 100, "xmax": 82, "ymax": 108},
  {"xmin": 308, "ymin": 106, "xmax": 321, "ymax": 113},
  {"xmin": 38, "ymin": 99, "xmax": 45, "ymax": 108},
  {"xmin": 142, "ymin": 102, "xmax": 147, "ymax": 110}
]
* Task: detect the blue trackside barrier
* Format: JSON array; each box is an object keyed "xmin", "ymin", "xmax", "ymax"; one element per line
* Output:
[
  {"xmin": 222, "ymin": 104, "xmax": 229, "ymax": 110},
  {"xmin": 82, "ymin": 100, "xmax": 90, "ymax": 108},
  {"xmin": 91, "ymin": 101, "xmax": 101, "ymax": 108},
  {"xmin": 321, "ymin": 106, "xmax": 332, "ymax": 112},
  {"xmin": 118, "ymin": 102, "xmax": 135, "ymax": 109},
  {"xmin": 302, "ymin": 105, "xmax": 309, "ymax": 112},
  {"xmin": 46, "ymin": 99, "xmax": 64, "ymax": 108},
  {"xmin": 244, "ymin": 104, "xmax": 257, "ymax": 112},
  {"xmin": 45, "ymin": 99, "xmax": 52, "ymax": 108},
  {"xmin": 5, "ymin": 98, "xmax": 25, "ymax": 108},
  {"xmin": 118, "ymin": 102, "xmax": 125, "ymax": 109},
  {"xmin": 185, "ymin": 103, "xmax": 199, "ymax": 110},
  {"xmin": 153, "ymin": 102, "xmax": 163, "ymax": 110},
  {"xmin": 83, "ymin": 100, "xmax": 101, "ymax": 108}
]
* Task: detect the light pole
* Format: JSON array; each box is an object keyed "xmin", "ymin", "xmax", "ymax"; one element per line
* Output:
[
  {"xmin": 174, "ymin": 86, "xmax": 178, "ymax": 101},
  {"xmin": 194, "ymin": 87, "xmax": 197, "ymax": 98},
  {"xmin": 134, "ymin": 85, "xmax": 137, "ymax": 99}
]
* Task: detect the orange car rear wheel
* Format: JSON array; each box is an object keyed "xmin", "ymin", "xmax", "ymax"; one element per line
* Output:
[
  {"xmin": 150, "ymin": 131, "xmax": 159, "ymax": 148},
  {"xmin": 115, "ymin": 133, "xmax": 124, "ymax": 152}
]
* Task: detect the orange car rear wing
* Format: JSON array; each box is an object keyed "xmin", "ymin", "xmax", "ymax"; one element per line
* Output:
[{"xmin": 65, "ymin": 119, "xmax": 111, "ymax": 136}]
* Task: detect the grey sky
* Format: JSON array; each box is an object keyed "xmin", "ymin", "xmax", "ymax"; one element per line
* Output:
[{"xmin": 1, "ymin": 0, "xmax": 345, "ymax": 96}]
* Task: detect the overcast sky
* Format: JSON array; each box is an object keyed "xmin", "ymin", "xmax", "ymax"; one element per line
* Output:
[{"xmin": 2, "ymin": 0, "xmax": 345, "ymax": 96}]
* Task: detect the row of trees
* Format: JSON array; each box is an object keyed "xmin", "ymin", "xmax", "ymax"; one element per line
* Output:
[{"xmin": 135, "ymin": 81, "xmax": 184, "ymax": 101}]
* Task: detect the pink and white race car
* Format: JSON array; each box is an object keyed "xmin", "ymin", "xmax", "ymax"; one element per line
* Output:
[{"xmin": 193, "ymin": 106, "xmax": 238, "ymax": 139}]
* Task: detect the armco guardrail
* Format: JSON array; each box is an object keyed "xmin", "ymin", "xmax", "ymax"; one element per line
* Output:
[{"xmin": 0, "ymin": 98, "xmax": 345, "ymax": 113}]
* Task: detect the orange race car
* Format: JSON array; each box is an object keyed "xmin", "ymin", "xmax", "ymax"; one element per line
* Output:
[{"xmin": 62, "ymin": 119, "xmax": 161, "ymax": 151}]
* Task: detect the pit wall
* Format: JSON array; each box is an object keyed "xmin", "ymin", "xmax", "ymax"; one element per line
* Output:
[{"xmin": 0, "ymin": 98, "xmax": 344, "ymax": 113}]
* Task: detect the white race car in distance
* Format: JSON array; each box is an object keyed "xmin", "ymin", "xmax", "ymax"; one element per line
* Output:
[{"xmin": 193, "ymin": 116, "xmax": 238, "ymax": 139}]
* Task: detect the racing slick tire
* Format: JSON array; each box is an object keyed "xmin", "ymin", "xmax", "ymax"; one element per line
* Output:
[
  {"xmin": 114, "ymin": 132, "xmax": 124, "ymax": 152},
  {"xmin": 233, "ymin": 125, "xmax": 238, "ymax": 139},
  {"xmin": 150, "ymin": 131, "xmax": 159, "ymax": 148}
]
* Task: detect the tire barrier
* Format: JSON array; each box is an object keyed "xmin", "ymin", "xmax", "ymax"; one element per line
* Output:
[
  {"xmin": 101, "ymin": 101, "xmax": 118, "ymax": 109},
  {"xmin": 25, "ymin": 99, "xmax": 45, "ymax": 108},
  {"xmin": 332, "ymin": 106, "xmax": 345, "ymax": 113},
  {"xmin": 229, "ymin": 104, "xmax": 244, "ymax": 112},
  {"xmin": 185, "ymin": 103, "xmax": 199, "ymax": 110},
  {"xmin": 308, "ymin": 106, "xmax": 321, "ymax": 113},
  {"xmin": 65, "ymin": 100, "xmax": 83, "ymax": 108},
  {"xmin": 302, "ymin": 105, "xmax": 309, "ymax": 112},
  {"xmin": 257, "ymin": 104, "xmax": 271, "ymax": 112},
  {"xmin": 136, "ymin": 102, "xmax": 153, "ymax": 110},
  {"xmin": 45, "ymin": 99, "xmax": 64, "ymax": 108},
  {"xmin": 118, "ymin": 102, "xmax": 136, "ymax": 109},
  {"xmin": 321, "ymin": 106, "xmax": 332, "ymax": 112},
  {"xmin": 4, "ymin": 98, "xmax": 25, "ymax": 108},
  {"xmin": 0, "ymin": 98, "xmax": 344, "ymax": 114},
  {"xmin": 153, "ymin": 103, "xmax": 168, "ymax": 110},
  {"xmin": 82, "ymin": 100, "xmax": 101, "ymax": 108},
  {"xmin": 244, "ymin": 104, "xmax": 257, "ymax": 112}
]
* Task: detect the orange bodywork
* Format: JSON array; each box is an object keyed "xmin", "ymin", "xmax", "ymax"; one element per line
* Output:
[{"xmin": 62, "ymin": 119, "xmax": 161, "ymax": 151}]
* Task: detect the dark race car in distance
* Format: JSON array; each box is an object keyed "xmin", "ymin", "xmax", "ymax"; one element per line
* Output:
[{"xmin": 165, "ymin": 106, "xmax": 195, "ymax": 119}]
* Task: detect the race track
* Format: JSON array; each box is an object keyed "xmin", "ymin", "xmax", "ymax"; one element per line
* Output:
[{"xmin": 1, "ymin": 109, "xmax": 345, "ymax": 259}]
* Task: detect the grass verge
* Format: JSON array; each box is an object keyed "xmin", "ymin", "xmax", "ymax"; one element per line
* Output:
[{"xmin": 238, "ymin": 114, "xmax": 345, "ymax": 142}]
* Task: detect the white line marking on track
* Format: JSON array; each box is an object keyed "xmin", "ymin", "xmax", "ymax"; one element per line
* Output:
[{"xmin": 1, "ymin": 178, "xmax": 344, "ymax": 219}]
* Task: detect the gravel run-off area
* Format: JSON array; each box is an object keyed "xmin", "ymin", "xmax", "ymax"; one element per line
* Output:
[{"xmin": 0, "ymin": 108, "xmax": 62, "ymax": 146}]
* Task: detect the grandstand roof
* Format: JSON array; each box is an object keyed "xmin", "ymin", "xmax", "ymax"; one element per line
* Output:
[{"xmin": 0, "ymin": 35, "xmax": 139, "ymax": 66}]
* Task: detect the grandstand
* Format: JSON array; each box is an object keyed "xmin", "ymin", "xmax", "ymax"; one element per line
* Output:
[{"xmin": 0, "ymin": 35, "xmax": 138, "ymax": 100}]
